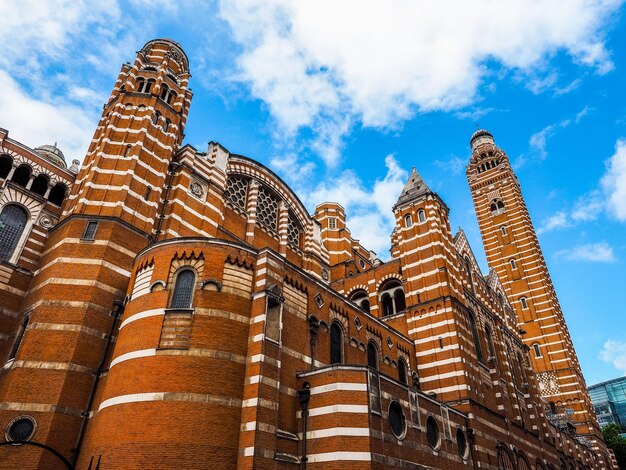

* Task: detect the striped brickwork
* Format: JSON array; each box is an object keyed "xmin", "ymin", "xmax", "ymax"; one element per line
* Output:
[
  {"xmin": 0, "ymin": 42, "xmax": 616, "ymax": 469},
  {"xmin": 466, "ymin": 131, "xmax": 599, "ymax": 437}
]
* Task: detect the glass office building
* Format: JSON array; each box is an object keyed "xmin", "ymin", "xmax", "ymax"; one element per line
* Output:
[{"xmin": 589, "ymin": 376, "xmax": 626, "ymax": 433}]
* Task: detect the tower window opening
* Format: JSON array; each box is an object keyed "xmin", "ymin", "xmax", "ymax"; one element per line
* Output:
[
  {"xmin": 500, "ymin": 225, "xmax": 507, "ymax": 235},
  {"xmin": 330, "ymin": 322, "xmax": 343, "ymax": 365},
  {"xmin": 160, "ymin": 84, "xmax": 170, "ymax": 101},
  {"xmin": 48, "ymin": 183, "xmax": 67, "ymax": 206},
  {"xmin": 145, "ymin": 79, "xmax": 155, "ymax": 93},
  {"xmin": 398, "ymin": 358, "xmax": 407, "ymax": 385},
  {"xmin": 490, "ymin": 199, "xmax": 505, "ymax": 215},
  {"xmin": 328, "ymin": 217, "xmax": 337, "ymax": 229},
  {"xmin": 520, "ymin": 296, "xmax": 528, "ymax": 309},
  {"xmin": 379, "ymin": 279, "xmax": 404, "ymax": 317},
  {"xmin": 533, "ymin": 343, "xmax": 542, "ymax": 358},
  {"xmin": 509, "ymin": 259, "xmax": 517, "ymax": 270},
  {"xmin": 167, "ymin": 92, "xmax": 175, "ymax": 104},
  {"xmin": 145, "ymin": 186, "xmax": 152, "ymax": 200},
  {"xmin": 11, "ymin": 164, "xmax": 32, "ymax": 187},
  {"xmin": 169, "ymin": 269, "xmax": 195, "ymax": 309},
  {"xmin": 8, "ymin": 313, "xmax": 30, "ymax": 360},
  {"xmin": 418, "ymin": 209, "xmax": 426, "ymax": 223},
  {"xmin": 135, "ymin": 78, "xmax": 145, "ymax": 92},
  {"xmin": 404, "ymin": 214, "xmax": 412, "ymax": 227},
  {"xmin": 485, "ymin": 325, "xmax": 496, "ymax": 360},
  {"xmin": 468, "ymin": 311, "xmax": 484, "ymax": 363},
  {"xmin": 31, "ymin": 174, "xmax": 49, "ymax": 197},
  {"xmin": 152, "ymin": 111, "xmax": 161, "ymax": 126},
  {"xmin": 123, "ymin": 144, "xmax": 132, "ymax": 158},
  {"xmin": 0, "ymin": 204, "xmax": 28, "ymax": 263},
  {"xmin": 164, "ymin": 118, "xmax": 171, "ymax": 132}
]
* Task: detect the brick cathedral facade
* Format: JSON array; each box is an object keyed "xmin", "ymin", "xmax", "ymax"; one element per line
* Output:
[{"xmin": 0, "ymin": 39, "xmax": 617, "ymax": 469}]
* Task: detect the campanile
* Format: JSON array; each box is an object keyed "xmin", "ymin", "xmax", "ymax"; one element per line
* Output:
[{"xmin": 466, "ymin": 130, "xmax": 598, "ymax": 437}]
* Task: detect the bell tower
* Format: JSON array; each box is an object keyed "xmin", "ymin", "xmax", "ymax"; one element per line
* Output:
[
  {"xmin": 0, "ymin": 39, "xmax": 193, "ymax": 469},
  {"xmin": 466, "ymin": 130, "xmax": 599, "ymax": 437},
  {"xmin": 65, "ymin": 38, "xmax": 192, "ymax": 235}
]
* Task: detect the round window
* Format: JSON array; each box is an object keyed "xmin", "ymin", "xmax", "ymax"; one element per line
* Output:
[
  {"xmin": 359, "ymin": 259, "xmax": 366, "ymax": 269},
  {"xmin": 388, "ymin": 401, "xmax": 406, "ymax": 439},
  {"xmin": 456, "ymin": 427, "xmax": 468, "ymax": 459},
  {"xmin": 6, "ymin": 416, "xmax": 36, "ymax": 442},
  {"xmin": 426, "ymin": 416, "xmax": 440, "ymax": 450}
]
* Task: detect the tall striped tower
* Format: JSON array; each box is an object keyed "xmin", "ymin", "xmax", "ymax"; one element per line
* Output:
[
  {"xmin": 0, "ymin": 39, "xmax": 192, "ymax": 468},
  {"xmin": 466, "ymin": 130, "xmax": 598, "ymax": 436}
]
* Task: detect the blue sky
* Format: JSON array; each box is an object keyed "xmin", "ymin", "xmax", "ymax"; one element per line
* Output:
[{"xmin": 1, "ymin": 0, "xmax": 625, "ymax": 385}]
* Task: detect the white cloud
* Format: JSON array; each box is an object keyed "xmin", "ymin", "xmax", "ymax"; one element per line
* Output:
[
  {"xmin": 220, "ymin": 0, "xmax": 622, "ymax": 162},
  {"xmin": 0, "ymin": 70, "xmax": 95, "ymax": 160},
  {"xmin": 434, "ymin": 156, "xmax": 467, "ymax": 176},
  {"xmin": 601, "ymin": 138, "xmax": 626, "ymax": 221},
  {"xmin": 555, "ymin": 241, "xmax": 616, "ymax": 262},
  {"xmin": 528, "ymin": 106, "xmax": 592, "ymax": 160},
  {"xmin": 537, "ymin": 211, "xmax": 569, "ymax": 234},
  {"xmin": 303, "ymin": 154, "xmax": 408, "ymax": 256},
  {"xmin": 600, "ymin": 340, "xmax": 626, "ymax": 374}
]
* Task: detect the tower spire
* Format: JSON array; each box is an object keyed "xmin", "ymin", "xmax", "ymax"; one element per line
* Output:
[{"xmin": 395, "ymin": 167, "xmax": 431, "ymax": 208}]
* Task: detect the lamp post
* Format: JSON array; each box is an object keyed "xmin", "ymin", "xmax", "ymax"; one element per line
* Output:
[{"xmin": 297, "ymin": 382, "xmax": 311, "ymax": 470}]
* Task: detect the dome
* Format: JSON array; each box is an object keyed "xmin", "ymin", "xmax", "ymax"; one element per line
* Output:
[
  {"xmin": 469, "ymin": 129, "xmax": 495, "ymax": 151},
  {"xmin": 35, "ymin": 143, "xmax": 67, "ymax": 168}
]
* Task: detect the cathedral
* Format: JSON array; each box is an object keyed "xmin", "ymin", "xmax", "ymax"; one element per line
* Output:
[{"xmin": 0, "ymin": 39, "xmax": 618, "ymax": 469}]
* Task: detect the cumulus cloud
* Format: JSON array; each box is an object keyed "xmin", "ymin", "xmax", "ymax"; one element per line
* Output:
[
  {"xmin": 537, "ymin": 211, "xmax": 569, "ymax": 234},
  {"xmin": 554, "ymin": 242, "xmax": 616, "ymax": 262},
  {"xmin": 600, "ymin": 340, "xmax": 626, "ymax": 374},
  {"xmin": 220, "ymin": 0, "xmax": 622, "ymax": 163},
  {"xmin": 303, "ymin": 154, "xmax": 408, "ymax": 256},
  {"xmin": 0, "ymin": 70, "xmax": 95, "ymax": 160},
  {"xmin": 601, "ymin": 139, "xmax": 626, "ymax": 221}
]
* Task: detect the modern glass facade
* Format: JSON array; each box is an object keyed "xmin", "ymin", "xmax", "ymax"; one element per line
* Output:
[{"xmin": 589, "ymin": 376, "xmax": 626, "ymax": 433}]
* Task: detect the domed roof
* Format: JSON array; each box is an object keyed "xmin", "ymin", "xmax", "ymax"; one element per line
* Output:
[
  {"xmin": 35, "ymin": 143, "xmax": 67, "ymax": 168},
  {"xmin": 469, "ymin": 129, "xmax": 493, "ymax": 144}
]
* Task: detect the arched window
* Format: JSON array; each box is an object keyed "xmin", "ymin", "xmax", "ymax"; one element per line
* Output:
[
  {"xmin": 31, "ymin": 174, "xmax": 49, "ymax": 197},
  {"xmin": 145, "ymin": 79, "xmax": 155, "ymax": 93},
  {"xmin": 394, "ymin": 289, "xmax": 406, "ymax": 313},
  {"xmin": 497, "ymin": 445, "xmax": 515, "ymax": 470},
  {"xmin": 136, "ymin": 77, "xmax": 145, "ymax": 92},
  {"xmin": 167, "ymin": 91, "xmax": 175, "ymax": 104},
  {"xmin": 11, "ymin": 164, "xmax": 31, "ymax": 187},
  {"xmin": 169, "ymin": 269, "xmax": 195, "ymax": 309},
  {"xmin": 160, "ymin": 84, "xmax": 170, "ymax": 101},
  {"xmin": 509, "ymin": 259, "xmax": 517, "ymax": 269},
  {"xmin": 349, "ymin": 290, "xmax": 370, "ymax": 314},
  {"xmin": 0, "ymin": 205, "xmax": 28, "ymax": 262},
  {"xmin": 404, "ymin": 214, "xmax": 412, "ymax": 227},
  {"xmin": 0, "ymin": 154, "xmax": 12, "ymax": 179},
  {"xmin": 398, "ymin": 358, "xmax": 407, "ymax": 385},
  {"xmin": 367, "ymin": 342, "xmax": 378, "ymax": 369},
  {"xmin": 520, "ymin": 296, "xmax": 528, "ymax": 309},
  {"xmin": 533, "ymin": 343, "xmax": 542, "ymax": 358},
  {"xmin": 379, "ymin": 279, "xmax": 404, "ymax": 317},
  {"xmin": 468, "ymin": 311, "xmax": 483, "ymax": 363},
  {"xmin": 381, "ymin": 293, "xmax": 394, "ymax": 317},
  {"xmin": 152, "ymin": 111, "xmax": 161, "ymax": 126},
  {"xmin": 48, "ymin": 183, "xmax": 67, "ymax": 206},
  {"xmin": 330, "ymin": 322, "xmax": 343, "ymax": 365},
  {"xmin": 517, "ymin": 351, "xmax": 528, "ymax": 385},
  {"xmin": 164, "ymin": 118, "xmax": 171, "ymax": 132},
  {"xmin": 417, "ymin": 209, "xmax": 426, "ymax": 223},
  {"xmin": 490, "ymin": 199, "xmax": 505, "ymax": 214}
]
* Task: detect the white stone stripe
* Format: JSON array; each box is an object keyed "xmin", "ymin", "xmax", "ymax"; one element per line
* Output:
[
  {"xmin": 307, "ymin": 452, "xmax": 371, "ymax": 463},
  {"xmin": 110, "ymin": 348, "xmax": 156, "ymax": 368},
  {"xmin": 302, "ymin": 427, "xmax": 370, "ymax": 439},
  {"xmin": 310, "ymin": 383, "xmax": 368, "ymax": 395},
  {"xmin": 120, "ymin": 308, "xmax": 165, "ymax": 329},
  {"xmin": 299, "ymin": 404, "xmax": 368, "ymax": 418}
]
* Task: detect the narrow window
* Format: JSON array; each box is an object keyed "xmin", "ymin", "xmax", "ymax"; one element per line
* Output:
[
  {"xmin": 160, "ymin": 84, "xmax": 170, "ymax": 101},
  {"xmin": 82, "ymin": 221, "xmax": 98, "ymax": 240},
  {"xmin": 485, "ymin": 325, "xmax": 496, "ymax": 359},
  {"xmin": 533, "ymin": 343, "xmax": 542, "ymax": 358},
  {"xmin": 404, "ymin": 214, "xmax": 412, "ymax": 227},
  {"xmin": 136, "ymin": 78, "xmax": 145, "ymax": 92},
  {"xmin": 381, "ymin": 293, "xmax": 394, "ymax": 317},
  {"xmin": 501, "ymin": 225, "xmax": 507, "ymax": 235},
  {"xmin": 393, "ymin": 289, "xmax": 406, "ymax": 313},
  {"xmin": 0, "ymin": 205, "xmax": 28, "ymax": 262},
  {"xmin": 123, "ymin": 144, "xmax": 131, "ymax": 157},
  {"xmin": 152, "ymin": 111, "xmax": 161, "ymax": 126},
  {"xmin": 468, "ymin": 311, "xmax": 483, "ymax": 363},
  {"xmin": 520, "ymin": 297, "xmax": 528, "ymax": 309},
  {"xmin": 164, "ymin": 118, "xmax": 171, "ymax": 132},
  {"xmin": 0, "ymin": 154, "xmax": 12, "ymax": 178},
  {"xmin": 367, "ymin": 342, "xmax": 378, "ymax": 369},
  {"xmin": 8, "ymin": 314, "xmax": 30, "ymax": 360},
  {"xmin": 330, "ymin": 322, "xmax": 343, "ymax": 365},
  {"xmin": 145, "ymin": 79, "xmax": 155, "ymax": 93},
  {"xmin": 145, "ymin": 186, "xmax": 152, "ymax": 200},
  {"xmin": 328, "ymin": 217, "xmax": 337, "ymax": 229},
  {"xmin": 265, "ymin": 295, "xmax": 282, "ymax": 342},
  {"xmin": 170, "ymin": 269, "xmax": 195, "ymax": 309},
  {"xmin": 509, "ymin": 259, "xmax": 517, "ymax": 269},
  {"xmin": 398, "ymin": 359, "xmax": 407, "ymax": 385},
  {"xmin": 167, "ymin": 92, "xmax": 175, "ymax": 104},
  {"xmin": 418, "ymin": 209, "xmax": 426, "ymax": 223}
]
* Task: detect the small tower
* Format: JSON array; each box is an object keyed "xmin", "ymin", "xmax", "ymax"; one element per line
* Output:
[{"xmin": 466, "ymin": 129, "xmax": 599, "ymax": 436}]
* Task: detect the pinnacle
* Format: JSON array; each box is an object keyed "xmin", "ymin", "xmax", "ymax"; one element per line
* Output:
[{"xmin": 395, "ymin": 167, "xmax": 431, "ymax": 207}]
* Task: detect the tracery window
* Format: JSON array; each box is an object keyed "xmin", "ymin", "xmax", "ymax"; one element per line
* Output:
[
  {"xmin": 330, "ymin": 322, "xmax": 343, "ymax": 365},
  {"xmin": 224, "ymin": 177, "xmax": 249, "ymax": 211},
  {"xmin": 169, "ymin": 269, "xmax": 195, "ymax": 309},
  {"xmin": 256, "ymin": 185, "xmax": 279, "ymax": 233},
  {"xmin": 287, "ymin": 213, "xmax": 302, "ymax": 248},
  {"xmin": 0, "ymin": 204, "xmax": 28, "ymax": 262},
  {"xmin": 490, "ymin": 199, "xmax": 505, "ymax": 215}
]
